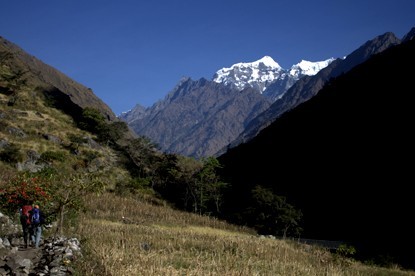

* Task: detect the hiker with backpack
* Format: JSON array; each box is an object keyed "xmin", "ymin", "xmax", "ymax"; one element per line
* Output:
[
  {"xmin": 19, "ymin": 201, "xmax": 33, "ymax": 248},
  {"xmin": 30, "ymin": 204, "xmax": 45, "ymax": 248}
]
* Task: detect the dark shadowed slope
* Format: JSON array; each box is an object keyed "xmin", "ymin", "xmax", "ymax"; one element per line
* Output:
[
  {"xmin": 220, "ymin": 31, "xmax": 401, "ymax": 154},
  {"xmin": 218, "ymin": 34, "xmax": 415, "ymax": 269}
]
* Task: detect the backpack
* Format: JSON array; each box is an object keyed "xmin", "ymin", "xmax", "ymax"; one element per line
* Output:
[
  {"xmin": 20, "ymin": 205, "xmax": 33, "ymax": 226},
  {"xmin": 31, "ymin": 208, "xmax": 41, "ymax": 225}
]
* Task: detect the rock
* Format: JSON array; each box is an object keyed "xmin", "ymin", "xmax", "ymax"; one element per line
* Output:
[
  {"xmin": 42, "ymin": 134, "xmax": 62, "ymax": 144},
  {"xmin": 0, "ymin": 212, "xmax": 82, "ymax": 275},
  {"xmin": 2, "ymin": 238, "xmax": 10, "ymax": 248},
  {"xmin": 6, "ymin": 126, "xmax": 26, "ymax": 138}
]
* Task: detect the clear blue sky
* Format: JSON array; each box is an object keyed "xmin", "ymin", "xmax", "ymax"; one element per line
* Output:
[{"xmin": 1, "ymin": 1, "xmax": 414, "ymax": 115}]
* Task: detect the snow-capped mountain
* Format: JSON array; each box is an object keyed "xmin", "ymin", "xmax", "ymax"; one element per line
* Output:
[
  {"xmin": 289, "ymin": 58, "xmax": 335, "ymax": 78},
  {"xmin": 217, "ymin": 30, "xmax": 415, "ymax": 270},
  {"xmin": 217, "ymin": 31, "xmax": 402, "ymax": 156},
  {"xmin": 212, "ymin": 55, "xmax": 334, "ymax": 101},
  {"xmin": 212, "ymin": 56, "xmax": 285, "ymax": 92},
  {"xmin": 121, "ymin": 55, "xmax": 336, "ymax": 158}
]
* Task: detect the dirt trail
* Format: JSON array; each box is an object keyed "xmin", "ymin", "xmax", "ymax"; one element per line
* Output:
[
  {"xmin": 14, "ymin": 245, "xmax": 42, "ymax": 263},
  {"xmin": 1, "ymin": 241, "xmax": 44, "ymax": 275}
]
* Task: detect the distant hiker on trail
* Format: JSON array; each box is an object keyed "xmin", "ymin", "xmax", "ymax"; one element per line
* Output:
[
  {"xmin": 19, "ymin": 201, "xmax": 33, "ymax": 248},
  {"xmin": 30, "ymin": 204, "xmax": 45, "ymax": 248}
]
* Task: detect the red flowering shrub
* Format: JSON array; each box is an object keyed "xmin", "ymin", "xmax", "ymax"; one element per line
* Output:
[
  {"xmin": 0, "ymin": 173, "xmax": 51, "ymax": 216},
  {"xmin": 1, "ymin": 170, "xmax": 105, "ymax": 233}
]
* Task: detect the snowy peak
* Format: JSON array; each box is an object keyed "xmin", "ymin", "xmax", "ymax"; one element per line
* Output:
[
  {"xmin": 219, "ymin": 55, "xmax": 282, "ymax": 72},
  {"xmin": 289, "ymin": 58, "xmax": 335, "ymax": 78},
  {"xmin": 212, "ymin": 56, "xmax": 334, "ymax": 94},
  {"xmin": 247, "ymin": 55, "xmax": 282, "ymax": 69},
  {"xmin": 212, "ymin": 56, "xmax": 285, "ymax": 92}
]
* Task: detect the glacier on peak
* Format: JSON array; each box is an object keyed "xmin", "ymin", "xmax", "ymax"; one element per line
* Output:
[
  {"xmin": 250, "ymin": 55, "xmax": 282, "ymax": 69},
  {"xmin": 289, "ymin": 58, "xmax": 335, "ymax": 77},
  {"xmin": 212, "ymin": 55, "xmax": 334, "ymax": 94},
  {"xmin": 214, "ymin": 55, "xmax": 281, "ymax": 76}
]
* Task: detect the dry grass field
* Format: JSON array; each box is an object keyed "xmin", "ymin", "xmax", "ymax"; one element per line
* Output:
[{"xmin": 69, "ymin": 193, "xmax": 415, "ymax": 276}]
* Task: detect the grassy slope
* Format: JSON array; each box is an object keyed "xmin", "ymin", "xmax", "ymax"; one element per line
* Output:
[
  {"xmin": 70, "ymin": 193, "xmax": 415, "ymax": 276},
  {"xmin": 2, "ymin": 40, "xmax": 415, "ymax": 276}
]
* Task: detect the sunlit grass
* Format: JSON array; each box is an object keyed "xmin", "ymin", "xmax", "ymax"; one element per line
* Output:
[
  {"xmin": 70, "ymin": 193, "xmax": 415, "ymax": 276},
  {"xmin": 2, "ymin": 69, "xmax": 414, "ymax": 275}
]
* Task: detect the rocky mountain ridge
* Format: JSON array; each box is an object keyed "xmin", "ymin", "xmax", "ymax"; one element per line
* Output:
[
  {"xmin": 121, "ymin": 30, "xmax": 404, "ymax": 159},
  {"xmin": 125, "ymin": 78, "xmax": 272, "ymax": 158},
  {"xmin": 121, "ymin": 56, "xmax": 333, "ymax": 158}
]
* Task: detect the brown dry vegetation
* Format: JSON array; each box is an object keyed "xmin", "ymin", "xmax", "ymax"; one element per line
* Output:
[
  {"xmin": 68, "ymin": 193, "xmax": 415, "ymax": 276},
  {"xmin": 2, "ymin": 44, "xmax": 415, "ymax": 275}
]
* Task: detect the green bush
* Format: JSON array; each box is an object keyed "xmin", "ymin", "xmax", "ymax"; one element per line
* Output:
[
  {"xmin": 0, "ymin": 143, "xmax": 23, "ymax": 163},
  {"xmin": 67, "ymin": 133, "xmax": 87, "ymax": 144},
  {"xmin": 114, "ymin": 177, "xmax": 153, "ymax": 196},
  {"xmin": 336, "ymin": 243, "xmax": 356, "ymax": 257},
  {"xmin": 41, "ymin": 150, "xmax": 67, "ymax": 162}
]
